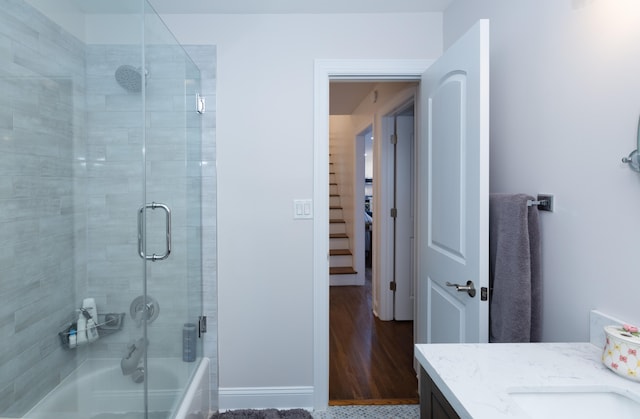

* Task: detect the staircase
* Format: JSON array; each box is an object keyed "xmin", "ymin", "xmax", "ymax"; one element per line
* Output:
[{"xmin": 329, "ymin": 161, "xmax": 358, "ymax": 285}]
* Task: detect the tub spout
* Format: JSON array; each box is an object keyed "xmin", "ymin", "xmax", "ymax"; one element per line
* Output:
[{"xmin": 121, "ymin": 338, "xmax": 148, "ymax": 375}]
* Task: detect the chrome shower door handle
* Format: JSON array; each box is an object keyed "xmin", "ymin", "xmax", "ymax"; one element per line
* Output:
[{"xmin": 138, "ymin": 202, "xmax": 171, "ymax": 261}]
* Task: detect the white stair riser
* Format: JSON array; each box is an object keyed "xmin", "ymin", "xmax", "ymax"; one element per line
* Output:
[
  {"xmin": 330, "ymin": 208, "xmax": 343, "ymax": 219},
  {"xmin": 330, "ymin": 255, "xmax": 353, "ymax": 267},
  {"xmin": 330, "ymin": 223, "xmax": 346, "ymax": 234},
  {"xmin": 330, "ymin": 237, "xmax": 349, "ymax": 249}
]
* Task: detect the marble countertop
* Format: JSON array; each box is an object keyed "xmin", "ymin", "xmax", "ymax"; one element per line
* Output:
[{"xmin": 415, "ymin": 342, "xmax": 640, "ymax": 419}]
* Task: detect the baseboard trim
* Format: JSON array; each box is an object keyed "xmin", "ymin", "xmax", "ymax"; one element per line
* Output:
[
  {"xmin": 329, "ymin": 398, "xmax": 419, "ymax": 406},
  {"xmin": 218, "ymin": 386, "xmax": 314, "ymax": 411}
]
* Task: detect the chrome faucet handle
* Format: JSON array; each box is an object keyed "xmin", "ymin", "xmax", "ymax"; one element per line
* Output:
[{"xmin": 130, "ymin": 295, "xmax": 160, "ymax": 327}]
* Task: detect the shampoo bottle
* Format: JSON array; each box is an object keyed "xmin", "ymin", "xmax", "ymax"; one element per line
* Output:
[
  {"xmin": 76, "ymin": 312, "xmax": 87, "ymax": 345},
  {"xmin": 82, "ymin": 298, "xmax": 99, "ymax": 342}
]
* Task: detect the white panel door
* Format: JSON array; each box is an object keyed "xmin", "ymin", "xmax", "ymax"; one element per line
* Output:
[
  {"xmin": 394, "ymin": 113, "xmax": 415, "ymax": 321},
  {"xmin": 417, "ymin": 20, "xmax": 490, "ymax": 344}
]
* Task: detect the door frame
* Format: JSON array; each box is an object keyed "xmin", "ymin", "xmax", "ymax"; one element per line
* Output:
[{"xmin": 313, "ymin": 59, "xmax": 434, "ymax": 410}]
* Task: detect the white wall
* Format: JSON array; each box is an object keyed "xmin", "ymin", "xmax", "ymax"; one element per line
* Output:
[
  {"xmin": 445, "ymin": 0, "xmax": 640, "ymax": 342},
  {"xmin": 159, "ymin": 12, "xmax": 442, "ymax": 395}
]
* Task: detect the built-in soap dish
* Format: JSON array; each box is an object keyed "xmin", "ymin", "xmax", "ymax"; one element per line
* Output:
[{"xmin": 97, "ymin": 313, "xmax": 125, "ymax": 332}]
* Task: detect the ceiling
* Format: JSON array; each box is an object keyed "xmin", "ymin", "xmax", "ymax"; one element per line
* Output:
[
  {"xmin": 330, "ymin": 82, "xmax": 377, "ymax": 115},
  {"xmin": 71, "ymin": 0, "xmax": 453, "ymax": 14},
  {"xmin": 330, "ymin": 82, "xmax": 418, "ymax": 115}
]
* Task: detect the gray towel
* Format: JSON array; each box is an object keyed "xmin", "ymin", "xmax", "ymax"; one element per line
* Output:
[{"xmin": 489, "ymin": 194, "xmax": 542, "ymax": 343}]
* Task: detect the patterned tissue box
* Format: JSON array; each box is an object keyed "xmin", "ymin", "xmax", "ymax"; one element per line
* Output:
[{"xmin": 603, "ymin": 325, "xmax": 640, "ymax": 382}]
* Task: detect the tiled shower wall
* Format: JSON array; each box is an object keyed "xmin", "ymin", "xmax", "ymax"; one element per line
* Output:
[
  {"xmin": 83, "ymin": 43, "xmax": 183, "ymax": 356},
  {"xmin": 82, "ymin": 44, "xmax": 145, "ymax": 357},
  {"xmin": 0, "ymin": 0, "xmax": 87, "ymax": 416},
  {"xmin": 0, "ymin": 0, "xmax": 217, "ymax": 415},
  {"xmin": 82, "ymin": 43, "xmax": 211, "ymax": 360}
]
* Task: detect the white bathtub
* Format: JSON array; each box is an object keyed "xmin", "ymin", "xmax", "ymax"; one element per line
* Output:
[{"xmin": 21, "ymin": 357, "xmax": 210, "ymax": 419}]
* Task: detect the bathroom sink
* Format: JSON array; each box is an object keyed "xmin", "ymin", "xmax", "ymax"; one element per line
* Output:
[{"xmin": 508, "ymin": 388, "xmax": 640, "ymax": 419}]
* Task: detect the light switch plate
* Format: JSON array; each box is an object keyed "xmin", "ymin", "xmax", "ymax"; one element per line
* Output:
[
  {"xmin": 572, "ymin": 0, "xmax": 596, "ymax": 9},
  {"xmin": 293, "ymin": 199, "xmax": 313, "ymax": 219}
]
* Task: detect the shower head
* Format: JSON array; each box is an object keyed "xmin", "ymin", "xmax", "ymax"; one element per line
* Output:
[{"xmin": 115, "ymin": 65, "xmax": 147, "ymax": 93}]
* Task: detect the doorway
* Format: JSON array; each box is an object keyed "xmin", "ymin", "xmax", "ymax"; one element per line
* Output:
[
  {"xmin": 312, "ymin": 59, "xmax": 434, "ymax": 410},
  {"xmin": 327, "ymin": 82, "xmax": 419, "ymax": 404},
  {"xmin": 316, "ymin": 23, "xmax": 490, "ymax": 408}
]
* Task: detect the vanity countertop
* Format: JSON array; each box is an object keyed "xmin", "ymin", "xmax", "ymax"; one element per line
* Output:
[{"xmin": 415, "ymin": 342, "xmax": 640, "ymax": 419}]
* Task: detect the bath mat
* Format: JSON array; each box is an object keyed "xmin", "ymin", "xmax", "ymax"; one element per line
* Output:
[
  {"xmin": 210, "ymin": 409, "xmax": 312, "ymax": 419},
  {"xmin": 92, "ymin": 413, "xmax": 168, "ymax": 419}
]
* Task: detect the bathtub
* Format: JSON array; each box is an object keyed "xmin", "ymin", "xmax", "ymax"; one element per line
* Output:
[{"xmin": 21, "ymin": 357, "xmax": 210, "ymax": 419}]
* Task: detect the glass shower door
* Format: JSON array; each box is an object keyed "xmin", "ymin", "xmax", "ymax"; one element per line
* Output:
[{"xmin": 141, "ymin": 2, "xmax": 204, "ymax": 415}]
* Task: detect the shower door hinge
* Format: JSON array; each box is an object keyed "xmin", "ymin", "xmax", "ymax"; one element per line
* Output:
[
  {"xmin": 389, "ymin": 281, "xmax": 397, "ymax": 291},
  {"xmin": 390, "ymin": 134, "xmax": 398, "ymax": 145},
  {"xmin": 390, "ymin": 208, "xmax": 397, "ymax": 218},
  {"xmin": 198, "ymin": 315, "xmax": 207, "ymax": 337},
  {"xmin": 196, "ymin": 94, "xmax": 206, "ymax": 114}
]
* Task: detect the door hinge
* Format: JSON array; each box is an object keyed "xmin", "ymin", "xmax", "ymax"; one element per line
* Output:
[
  {"xmin": 198, "ymin": 315, "xmax": 207, "ymax": 337},
  {"xmin": 481, "ymin": 287, "xmax": 488, "ymax": 301},
  {"xmin": 390, "ymin": 208, "xmax": 397, "ymax": 218},
  {"xmin": 390, "ymin": 281, "xmax": 397, "ymax": 291},
  {"xmin": 390, "ymin": 134, "xmax": 398, "ymax": 145}
]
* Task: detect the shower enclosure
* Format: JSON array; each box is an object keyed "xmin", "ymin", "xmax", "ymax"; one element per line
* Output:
[{"xmin": 0, "ymin": 0, "xmax": 215, "ymax": 418}]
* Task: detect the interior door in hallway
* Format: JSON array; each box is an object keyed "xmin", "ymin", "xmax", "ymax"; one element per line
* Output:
[{"xmin": 391, "ymin": 107, "xmax": 415, "ymax": 321}]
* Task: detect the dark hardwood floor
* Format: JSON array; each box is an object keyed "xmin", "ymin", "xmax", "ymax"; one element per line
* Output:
[{"xmin": 329, "ymin": 268, "xmax": 418, "ymax": 405}]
